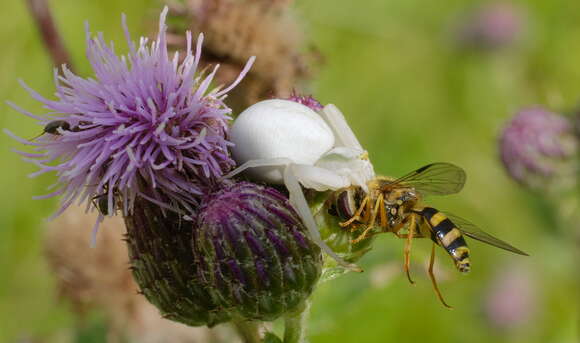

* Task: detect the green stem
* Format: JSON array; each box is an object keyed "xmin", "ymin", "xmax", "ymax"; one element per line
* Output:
[
  {"xmin": 232, "ymin": 319, "xmax": 262, "ymax": 343},
  {"xmin": 283, "ymin": 301, "xmax": 311, "ymax": 343}
]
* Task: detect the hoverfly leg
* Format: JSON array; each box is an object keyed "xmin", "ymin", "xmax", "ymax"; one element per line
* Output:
[
  {"xmin": 339, "ymin": 195, "xmax": 369, "ymax": 227},
  {"xmin": 403, "ymin": 214, "xmax": 417, "ymax": 284},
  {"xmin": 368, "ymin": 193, "xmax": 383, "ymax": 228},
  {"xmin": 379, "ymin": 196, "xmax": 388, "ymax": 227},
  {"xmin": 428, "ymin": 242, "xmax": 453, "ymax": 309},
  {"xmin": 362, "ymin": 193, "xmax": 372, "ymax": 223},
  {"xmin": 351, "ymin": 194, "xmax": 383, "ymax": 243},
  {"xmin": 393, "ymin": 214, "xmax": 427, "ymax": 285},
  {"xmin": 352, "ymin": 225, "xmax": 373, "ymax": 244}
]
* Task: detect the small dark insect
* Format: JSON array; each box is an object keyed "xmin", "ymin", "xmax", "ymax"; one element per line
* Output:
[
  {"xmin": 44, "ymin": 120, "xmax": 71, "ymax": 135},
  {"xmin": 92, "ymin": 194, "xmax": 114, "ymax": 216},
  {"xmin": 30, "ymin": 120, "xmax": 93, "ymax": 140},
  {"xmin": 29, "ymin": 120, "xmax": 73, "ymax": 140}
]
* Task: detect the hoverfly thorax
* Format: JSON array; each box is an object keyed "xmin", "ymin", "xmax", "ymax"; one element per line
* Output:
[{"xmin": 382, "ymin": 186, "xmax": 420, "ymax": 228}]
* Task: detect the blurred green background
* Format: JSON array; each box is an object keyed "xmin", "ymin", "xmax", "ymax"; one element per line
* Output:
[{"xmin": 1, "ymin": 0, "xmax": 579, "ymax": 342}]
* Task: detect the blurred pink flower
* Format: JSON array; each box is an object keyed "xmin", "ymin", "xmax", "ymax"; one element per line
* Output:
[
  {"xmin": 484, "ymin": 266, "xmax": 537, "ymax": 330},
  {"xmin": 499, "ymin": 107, "xmax": 577, "ymax": 189},
  {"xmin": 455, "ymin": 2, "xmax": 525, "ymax": 51}
]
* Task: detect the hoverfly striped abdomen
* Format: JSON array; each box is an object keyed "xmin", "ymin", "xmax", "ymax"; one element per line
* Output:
[{"xmin": 419, "ymin": 207, "xmax": 471, "ymax": 274}]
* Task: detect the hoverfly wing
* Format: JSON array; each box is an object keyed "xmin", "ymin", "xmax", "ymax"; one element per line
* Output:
[
  {"xmin": 386, "ymin": 163, "xmax": 466, "ymax": 196},
  {"xmin": 444, "ymin": 212, "xmax": 529, "ymax": 256}
]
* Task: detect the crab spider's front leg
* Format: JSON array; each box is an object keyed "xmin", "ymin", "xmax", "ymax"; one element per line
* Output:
[
  {"xmin": 284, "ymin": 165, "xmax": 363, "ymax": 273},
  {"xmin": 319, "ymin": 104, "xmax": 364, "ymax": 151},
  {"xmin": 223, "ymin": 157, "xmax": 292, "ymax": 181},
  {"xmin": 224, "ymin": 158, "xmax": 350, "ymax": 191},
  {"xmin": 291, "ymin": 164, "xmax": 350, "ymax": 191},
  {"xmin": 318, "ymin": 105, "xmax": 376, "ymax": 188}
]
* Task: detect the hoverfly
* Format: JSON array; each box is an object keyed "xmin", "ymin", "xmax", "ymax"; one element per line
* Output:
[{"xmin": 325, "ymin": 162, "xmax": 528, "ymax": 307}]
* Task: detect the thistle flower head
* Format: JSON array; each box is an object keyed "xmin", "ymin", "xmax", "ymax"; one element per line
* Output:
[
  {"xmin": 7, "ymin": 8, "xmax": 254, "ymax": 222},
  {"xmin": 499, "ymin": 107, "xmax": 578, "ymax": 189},
  {"xmin": 193, "ymin": 181, "xmax": 322, "ymax": 321},
  {"xmin": 124, "ymin": 180, "xmax": 322, "ymax": 326}
]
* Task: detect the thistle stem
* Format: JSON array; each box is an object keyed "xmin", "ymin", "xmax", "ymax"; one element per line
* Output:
[
  {"xmin": 283, "ymin": 301, "xmax": 311, "ymax": 343},
  {"xmin": 25, "ymin": 0, "xmax": 74, "ymax": 71},
  {"xmin": 232, "ymin": 319, "xmax": 262, "ymax": 343}
]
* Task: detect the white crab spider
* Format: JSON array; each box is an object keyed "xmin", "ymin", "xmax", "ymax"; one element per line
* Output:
[{"xmin": 226, "ymin": 99, "xmax": 375, "ymax": 272}]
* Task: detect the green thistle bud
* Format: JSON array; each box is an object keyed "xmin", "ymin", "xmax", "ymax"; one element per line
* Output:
[
  {"xmin": 124, "ymin": 181, "xmax": 322, "ymax": 327},
  {"xmin": 125, "ymin": 198, "xmax": 227, "ymax": 327},
  {"xmin": 193, "ymin": 182, "xmax": 322, "ymax": 321}
]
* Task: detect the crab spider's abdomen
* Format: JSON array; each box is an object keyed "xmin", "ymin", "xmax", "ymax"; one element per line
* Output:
[{"xmin": 230, "ymin": 99, "xmax": 335, "ymax": 183}]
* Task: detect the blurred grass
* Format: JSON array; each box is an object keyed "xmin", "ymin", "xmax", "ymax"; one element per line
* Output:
[{"xmin": 0, "ymin": 0, "xmax": 579, "ymax": 342}]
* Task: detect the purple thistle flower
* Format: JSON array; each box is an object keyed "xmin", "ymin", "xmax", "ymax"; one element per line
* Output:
[
  {"xmin": 5, "ymin": 7, "xmax": 255, "ymax": 236},
  {"xmin": 483, "ymin": 266, "xmax": 536, "ymax": 331},
  {"xmin": 499, "ymin": 107, "xmax": 577, "ymax": 189}
]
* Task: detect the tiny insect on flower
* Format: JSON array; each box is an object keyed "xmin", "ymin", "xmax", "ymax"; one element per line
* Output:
[
  {"xmin": 286, "ymin": 92, "xmax": 324, "ymax": 112},
  {"xmin": 5, "ymin": 7, "xmax": 255, "ymax": 241},
  {"xmin": 225, "ymin": 98, "xmax": 375, "ymax": 272}
]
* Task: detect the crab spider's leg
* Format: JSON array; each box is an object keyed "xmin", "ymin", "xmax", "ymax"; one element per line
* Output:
[
  {"xmin": 403, "ymin": 214, "xmax": 417, "ymax": 284},
  {"xmin": 284, "ymin": 165, "xmax": 363, "ymax": 273},
  {"xmin": 320, "ymin": 104, "xmax": 363, "ymax": 151},
  {"xmin": 222, "ymin": 157, "xmax": 292, "ymax": 179},
  {"xmin": 225, "ymin": 158, "xmax": 360, "ymax": 271},
  {"xmin": 318, "ymin": 106, "xmax": 376, "ymax": 186},
  {"xmin": 292, "ymin": 164, "xmax": 350, "ymax": 191}
]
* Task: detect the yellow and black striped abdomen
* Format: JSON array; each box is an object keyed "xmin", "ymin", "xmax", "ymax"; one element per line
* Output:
[{"xmin": 419, "ymin": 207, "xmax": 471, "ymax": 273}]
